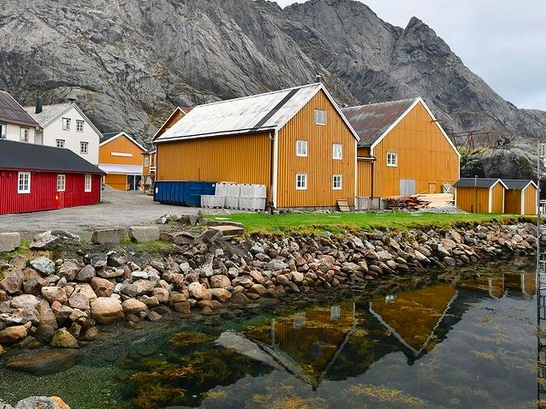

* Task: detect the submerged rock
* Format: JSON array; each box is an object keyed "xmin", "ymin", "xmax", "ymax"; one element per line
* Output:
[{"xmin": 7, "ymin": 349, "xmax": 83, "ymax": 376}]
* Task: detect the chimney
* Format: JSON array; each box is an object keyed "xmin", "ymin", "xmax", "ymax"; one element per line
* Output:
[
  {"xmin": 315, "ymin": 74, "xmax": 322, "ymax": 83},
  {"xmin": 66, "ymin": 93, "xmax": 77, "ymax": 104},
  {"xmin": 35, "ymin": 96, "xmax": 42, "ymax": 114}
]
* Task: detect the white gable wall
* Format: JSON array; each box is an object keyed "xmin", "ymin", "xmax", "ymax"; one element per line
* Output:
[
  {"xmin": 40, "ymin": 106, "xmax": 100, "ymax": 164},
  {"xmin": 3, "ymin": 123, "xmax": 38, "ymax": 144}
]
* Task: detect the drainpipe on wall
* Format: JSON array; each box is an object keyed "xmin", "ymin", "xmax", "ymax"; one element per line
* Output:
[{"xmin": 270, "ymin": 130, "xmax": 278, "ymax": 209}]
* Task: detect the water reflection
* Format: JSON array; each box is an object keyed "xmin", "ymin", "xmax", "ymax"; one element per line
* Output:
[
  {"xmin": 0, "ymin": 260, "xmax": 536, "ymax": 409},
  {"xmin": 121, "ymin": 265, "xmax": 537, "ymax": 408}
]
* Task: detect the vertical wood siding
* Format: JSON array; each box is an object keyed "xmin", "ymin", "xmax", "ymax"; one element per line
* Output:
[
  {"xmin": 357, "ymin": 161, "xmax": 372, "ymax": 196},
  {"xmin": 456, "ymin": 186, "xmax": 491, "ymax": 213},
  {"xmin": 504, "ymin": 190, "xmax": 521, "ymax": 214},
  {"xmin": 156, "ymin": 133, "xmax": 272, "ymax": 196},
  {"xmin": 105, "ymin": 174, "xmax": 127, "ymax": 191},
  {"xmin": 524, "ymin": 186, "xmax": 538, "ymax": 215},
  {"xmin": 372, "ymin": 102, "xmax": 459, "ymax": 197},
  {"xmin": 490, "ymin": 184, "xmax": 504, "ymax": 213},
  {"xmin": 276, "ymin": 91, "xmax": 356, "ymax": 208},
  {"xmin": 99, "ymin": 135, "xmax": 144, "ymax": 166},
  {"xmin": 0, "ymin": 171, "xmax": 101, "ymax": 214}
]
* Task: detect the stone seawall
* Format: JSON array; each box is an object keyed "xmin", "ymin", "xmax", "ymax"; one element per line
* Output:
[{"xmin": 0, "ymin": 222, "xmax": 537, "ymax": 358}]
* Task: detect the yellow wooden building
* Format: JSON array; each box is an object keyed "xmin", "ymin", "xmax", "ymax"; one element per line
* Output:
[
  {"xmin": 503, "ymin": 179, "xmax": 538, "ymax": 215},
  {"xmin": 342, "ymin": 98, "xmax": 460, "ymax": 205},
  {"xmin": 99, "ymin": 132, "xmax": 146, "ymax": 190},
  {"xmin": 453, "ymin": 178, "xmax": 507, "ymax": 213},
  {"xmin": 142, "ymin": 107, "xmax": 190, "ymax": 192},
  {"xmin": 154, "ymin": 83, "xmax": 359, "ymax": 209}
]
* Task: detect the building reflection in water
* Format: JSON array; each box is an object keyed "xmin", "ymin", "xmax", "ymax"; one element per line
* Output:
[{"xmin": 219, "ymin": 270, "xmax": 536, "ymax": 393}]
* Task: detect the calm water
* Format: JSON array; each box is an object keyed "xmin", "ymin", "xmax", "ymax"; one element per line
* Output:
[{"xmin": 0, "ymin": 258, "xmax": 539, "ymax": 409}]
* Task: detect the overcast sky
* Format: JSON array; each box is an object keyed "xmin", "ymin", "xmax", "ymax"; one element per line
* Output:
[{"xmin": 274, "ymin": 0, "xmax": 546, "ymax": 112}]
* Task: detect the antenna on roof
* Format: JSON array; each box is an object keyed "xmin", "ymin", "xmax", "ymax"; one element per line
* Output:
[{"xmin": 315, "ymin": 74, "xmax": 322, "ymax": 83}]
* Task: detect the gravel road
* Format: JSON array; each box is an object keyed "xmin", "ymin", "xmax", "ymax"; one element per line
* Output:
[{"xmin": 0, "ymin": 187, "xmax": 225, "ymax": 240}]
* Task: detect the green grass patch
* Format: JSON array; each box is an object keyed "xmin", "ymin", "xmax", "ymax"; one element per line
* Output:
[{"xmin": 206, "ymin": 212, "xmax": 533, "ymax": 235}]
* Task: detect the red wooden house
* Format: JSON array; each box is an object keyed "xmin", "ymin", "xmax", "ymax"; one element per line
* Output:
[{"xmin": 0, "ymin": 139, "xmax": 104, "ymax": 214}]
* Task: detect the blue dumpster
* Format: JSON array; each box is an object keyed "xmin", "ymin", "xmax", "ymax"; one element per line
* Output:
[{"xmin": 154, "ymin": 181, "xmax": 216, "ymax": 206}]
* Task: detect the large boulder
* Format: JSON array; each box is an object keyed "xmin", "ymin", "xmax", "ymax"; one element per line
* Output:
[{"xmin": 90, "ymin": 297, "xmax": 124, "ymax": 324}]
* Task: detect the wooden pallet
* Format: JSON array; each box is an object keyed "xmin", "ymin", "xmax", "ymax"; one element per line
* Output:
[{"xmin": 337, "ymin": 199, "xmax": 350, "ymax": 212}]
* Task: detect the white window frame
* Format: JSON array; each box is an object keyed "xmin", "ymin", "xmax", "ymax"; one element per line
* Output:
[
  {"xmin": 57, "ymin": 174, "xmax": 66, "ymax": 192},
  {"xmin": 144, "ymin": 157, "xmax": 149, "ymax": 167},
  {"xmin": 296, "ymin": 140, "xmax": 308, "ymax": 157},
  {"xmin": 296, "ymin": 173, "xmax": 307, "ymax": 190},
  {"xmin": 17, "ymin": 172, "xmax": 30, "ymax": 194},
  {"xmin": 84, "ymin": 174, "xmax": 92, "ymax": 192},
  {"xmin": 333, "ymin": 174, "xmax": 343, "ymax": 190},
  {"xmin": 80, "ymin": 141, "xmax": 88, "ymax": 154},
  {"xmin": 20, "ymin": 128, "xmax": 29, "ymax": 142},
  {"xmin": 56, "ymin": 139, "xmax": 65, "ymax": 148},
  {"xmin": 333, "ymin": 143, "xmax": 343, "ymax": 160},
  {"xmin": 314, "ymin": 109, "xmax": 326, "ymax": 125},
  {"xmin": 0, "ymin": 123, "xmax": 6, "ymax": 139},
  {"xmin": 387, "ymin": 152, "xmax": 398, "ymax": 167},
  {"xmin": 62, "ymin": 117, "xmax": 71, "ymax": 131},
  {"xmin": 76, "ymin": 119, "xmax": 84, "ymax": 132}
]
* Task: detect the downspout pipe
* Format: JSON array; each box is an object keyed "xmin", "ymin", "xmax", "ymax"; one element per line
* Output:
[{"xmin": 270, "ymin": 130, "xmax": 279, "ymax": 209}]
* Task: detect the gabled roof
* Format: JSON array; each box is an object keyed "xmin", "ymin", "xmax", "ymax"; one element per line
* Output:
[
  {"xmin": 502, "ymin": 179, "xmax": 538, "ymax": 190},
  {"xmin": 152, "ymin": 106, "xmax": 190, "ymax": 141},
  {"xmin": 155, "ymin": 83, "xmax": 359, "ymax": 143},
  {"xmin": 99, "ymin": 131, "xmax": 146, "ymax": 152},
  {"xmin": 24, "ymin": 103, "xmax": 103, "ymax": 137},
  {"xmin": 342, "ymin": 97, "xmax": 459, "ymax": 158},
  {"xmin": 0, "ymin": 91, "xmax": 40, "ymax": 128},
  {"xmin": 342, "ymin": 98, "xmax": 416, "ymax": 147},
  {"xmin": 453, "ymin": 178, "xmax": 508, "ymax": 189},
  {"xmin": 0, "ymin": 139, "xmax": 104, "ymax": 174}
]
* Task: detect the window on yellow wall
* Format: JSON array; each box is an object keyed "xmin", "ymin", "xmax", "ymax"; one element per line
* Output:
[
  {"xmin": 387, "ymin": 152, "xmax": 398, "ymax": 167},
  {"xmin": 314, "ymin": 109, "xmax": 326, "ymax": 125},
  {"xmin": 333, "ymin": 143, "xmax": 342, "ymax": 160},
  {"xmin": 296, "ymin": 140, "xmax": 308, "ymax": 157},
  {"xmin": 296, "ymin": 173, "xmax": 307, "ymax": 190},
  {"xmin": 333, "ymin": 174, "xmax": 342, "ymax": 190}
]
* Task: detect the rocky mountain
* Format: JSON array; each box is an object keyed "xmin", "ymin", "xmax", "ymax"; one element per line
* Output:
[{"xmin": 0, "ymin": 0, "xmax": 544, "ymax": 145}]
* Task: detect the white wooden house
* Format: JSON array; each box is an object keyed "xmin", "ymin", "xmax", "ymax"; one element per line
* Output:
[{"xmin": 25, "ymin": 102, "xmax": 101, "ymax": 165}]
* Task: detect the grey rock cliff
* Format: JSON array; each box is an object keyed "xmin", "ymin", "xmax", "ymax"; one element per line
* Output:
[{"xmin": 0, "ymin": 0, "xmax": 544, "ymax": 143}]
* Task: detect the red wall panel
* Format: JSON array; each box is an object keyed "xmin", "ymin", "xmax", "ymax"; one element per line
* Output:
[{"xmin": 0, "ymin": 171, "xmax": 102, "ymax": 215}]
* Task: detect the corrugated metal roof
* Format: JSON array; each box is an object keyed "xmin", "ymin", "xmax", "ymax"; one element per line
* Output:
[
  {"xmin": 0, "ymin": 91, "xmax": 40, "ymax": 127},
  {"xmin": 155, "ymin": 83, "xmax": 345, "ymax": 143},
  {"xmin": 453, "ymin": 178, "xmax": 506, "ymax": 188},
  {"xmin": 502, "ymin": 179, "xmax": 537, "ymax": 190},
  {"xmin": 342, "ymin": 98, "xmax": 417, "ymax": 147},
  {"xmin": 0, "ymin": 139, "xmax": 104, "ymax": 174}
]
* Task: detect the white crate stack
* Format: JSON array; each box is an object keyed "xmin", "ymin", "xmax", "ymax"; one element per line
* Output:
[
  {"xmin": 201, "ymin": 182, "xmax": 266, "ymax": 211},
  {"xmin": 239, "ymin": 183, "xmax": 266, "ymax": 211},
  {"xmin": 201, "ymin": 182, "xmax": 228, "ymax": 208},
  {"xmin": 225, "ymin": 183, "xmax": 240, "ymax": 209}
]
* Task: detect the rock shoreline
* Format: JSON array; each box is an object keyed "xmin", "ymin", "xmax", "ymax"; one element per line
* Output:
[{"xmin": 0, "ymin": 221, "xmax": 537, "ymax": 361}]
